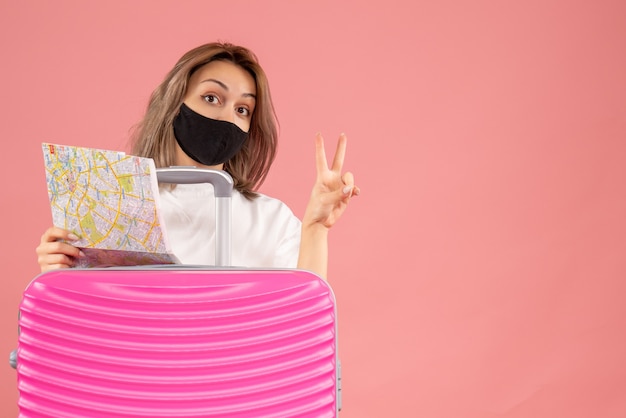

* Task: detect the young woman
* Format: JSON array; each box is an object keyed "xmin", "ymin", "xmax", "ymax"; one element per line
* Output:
[{"xmin": 35, "ymin": 42, "xmax": 358, "ymax": 280}]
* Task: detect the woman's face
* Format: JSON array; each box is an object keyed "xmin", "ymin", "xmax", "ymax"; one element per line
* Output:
[
  {"xmin": 175, "ymin": 59, "xmax": 257, "ymax": 168},
  {"xmin": 184, "ymin": 60, "xmax": 256, "ymax": 132}
]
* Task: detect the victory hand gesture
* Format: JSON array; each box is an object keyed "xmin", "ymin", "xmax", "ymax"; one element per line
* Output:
[{"xmin": 302, "ymin": 133, "xmax": 360, "ymax": 229}]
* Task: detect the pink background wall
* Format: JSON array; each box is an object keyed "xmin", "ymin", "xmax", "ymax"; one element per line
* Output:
[{"xmin": 2, "ymin": 1, "xmax": 625, "ymax": 416}]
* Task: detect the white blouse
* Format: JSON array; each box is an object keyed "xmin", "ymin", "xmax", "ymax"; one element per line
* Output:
[{"xmin": 158, "ymin": 183, "xmax": 301, "ymax": 268}]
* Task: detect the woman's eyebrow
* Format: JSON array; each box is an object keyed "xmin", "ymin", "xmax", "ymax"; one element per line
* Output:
[
  {"xmin": 200, "ymin": 78, "xmax": 228, "ymax": 90},
  {"xmin": 200, "ymin": 78, "xmax": 256, "ymax": 99}
]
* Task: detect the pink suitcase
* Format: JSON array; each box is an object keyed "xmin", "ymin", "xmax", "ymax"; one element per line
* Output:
[{"xmin": 12, "ymin": 168, "xmax": 341, "ymax": 417}]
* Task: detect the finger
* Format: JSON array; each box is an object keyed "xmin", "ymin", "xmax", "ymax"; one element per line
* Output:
[
  {"xmin": 341, "ymin": 172, "xmax": 361, "ymax": 198},
  {"xmin": 39, "ymin": 253, "xmax": 76, "ymax": 268},
  {"xmin": 39, "ymin": 247, "xmax": 85, "ymax": 270},
  {"xmin": 36, "ymin": 241, "xmax": 83, "ymax": 259},
  {"xmin": 331, "ymin": 133, "xmax": 347, "ymax": 172},
  {"xmin": 342, "ymin": 172, "xmax": 354, "ymax": 187},
  {"xmin": 38, "ymin": 254, "xmax": 77, "ymax": 272},
  {"xmin": 41, "ymin": 226, "xmax": 79, "ymax": 243},
  {"xmin": 42, "ymin": 263, "xmax": 73, "ymax": 272},
  {"xmin": 315, "ymin": 133, "xmax": 329, "ymax": 175}
]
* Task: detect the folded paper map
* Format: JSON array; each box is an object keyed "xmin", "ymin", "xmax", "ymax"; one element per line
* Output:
[{"xmin": 42, "ymin": 143, "xmax": 179, "ymax": 267}]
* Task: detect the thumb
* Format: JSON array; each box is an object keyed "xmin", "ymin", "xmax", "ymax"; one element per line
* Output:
[{"xmin": 340, "ymin": 184, "xmax": 354, "ymax": 200}]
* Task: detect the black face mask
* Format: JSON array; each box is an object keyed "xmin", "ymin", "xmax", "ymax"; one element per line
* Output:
[{"xmin": 172, "ymin": 103, "xmax": 248, "ymax": 166}]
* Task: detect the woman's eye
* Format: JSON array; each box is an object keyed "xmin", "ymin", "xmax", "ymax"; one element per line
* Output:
[
  {"xmin": 237, "ymin": 107, "xmax": 250, "ymax": 116},
  {"xmin": 202, "ymin": 95, "xmax": 219, "ymax": 104}
]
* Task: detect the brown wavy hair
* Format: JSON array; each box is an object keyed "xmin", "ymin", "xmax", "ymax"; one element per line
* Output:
[{"xmin": 129, "ymin": 42, "xmax": 278, "ymax": 199}]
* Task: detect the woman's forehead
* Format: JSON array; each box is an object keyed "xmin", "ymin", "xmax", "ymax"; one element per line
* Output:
[{"xmin": 190, "ymin": 60, "xmax": 256, "ymax": 95}]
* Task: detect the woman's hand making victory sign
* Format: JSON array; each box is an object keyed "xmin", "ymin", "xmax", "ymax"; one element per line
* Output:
[
  {"xmin": 302, "ymin": 133, "xmax": 360, "ymax": 230},
  {"xmin": 297, "ymin": 132, "xmax": 359, "ymax": 280}
]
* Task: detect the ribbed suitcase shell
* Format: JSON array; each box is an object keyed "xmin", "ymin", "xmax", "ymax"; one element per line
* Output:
[{"xmin": 16, "ymin": 268, "xmax": 339, "ymax": 417}]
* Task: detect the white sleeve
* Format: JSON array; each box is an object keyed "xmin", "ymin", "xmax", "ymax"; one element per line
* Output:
[{"xmin": 272, "ymin": 210, "xmax": 302, "ymax": 269}]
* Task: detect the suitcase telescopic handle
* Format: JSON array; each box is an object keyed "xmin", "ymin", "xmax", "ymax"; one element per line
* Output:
[{"xmin": 156, "ymin": 167, "xmax": 233, "ymax": 267}]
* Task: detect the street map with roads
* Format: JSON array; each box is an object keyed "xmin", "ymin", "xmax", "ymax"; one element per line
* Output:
[{"xmin": 42, "ymin": 143, "xmax": 179, "ymax": 267}]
